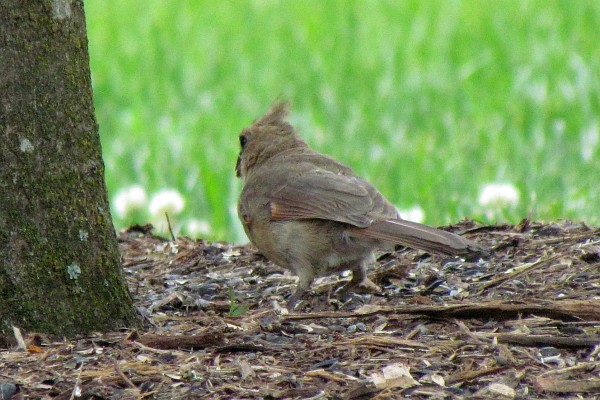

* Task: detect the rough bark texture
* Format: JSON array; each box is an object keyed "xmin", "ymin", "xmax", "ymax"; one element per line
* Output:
[{"xmin": 0, "ymin": 1, "xmax": 139, "ymax": 335}]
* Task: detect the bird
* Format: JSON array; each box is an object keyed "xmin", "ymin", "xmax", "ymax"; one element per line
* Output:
[{"xmin": 236, "ymin": 100, "xmax": 489, "ymax": 307}]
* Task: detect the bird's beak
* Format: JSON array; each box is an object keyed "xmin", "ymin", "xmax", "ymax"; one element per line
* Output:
[{"xmin": 235, "ymin": 154, "xmax": 242, "ymax": 178}]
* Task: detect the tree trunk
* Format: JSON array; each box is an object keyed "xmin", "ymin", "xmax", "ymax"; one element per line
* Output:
[{"xmin": 0, "ymin": 1, "xmax": 139, "ymax": 335}]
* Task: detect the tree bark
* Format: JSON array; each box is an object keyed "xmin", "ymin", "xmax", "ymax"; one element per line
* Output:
[{"xmin": 0, "ymin": 1, "xmax": 139, "ymax": 335}]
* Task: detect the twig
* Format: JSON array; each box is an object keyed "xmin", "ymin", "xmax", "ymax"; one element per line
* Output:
[
  {"xmin": 165, "ymin": 211, "xmax": 176, "ymax": 242},
  {"xmin": 69, "ymin": 362, "xmax": 84, "ymax": 400},
  {"xmin": 114, "ymin": 361, "xmax": 137, "ymax": 389},
  {"xmin": 132, "ymin": 340, "xmax": 174, "ymax": 355},
  {"xmin": 474, "ymin": 333, "xmax": 600, "ymax": 348},
  {"xmin": 454, "ymin": 319, "xmax": 487, "ymax": 345},
  {"xmin": 537, "ymin": 361, "xmax": 599, "ymax": 377},
  {"xmin": 535, "ymin": 230, "xmax": 600, "ymax": 245}
]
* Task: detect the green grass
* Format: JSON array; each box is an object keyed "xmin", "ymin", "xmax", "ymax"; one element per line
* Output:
[{"xmin": 85, "ymin": 0, "xmax": 600, "ymax": 242}]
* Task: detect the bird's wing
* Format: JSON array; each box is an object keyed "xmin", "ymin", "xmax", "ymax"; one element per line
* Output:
[{"xmin": 269, "ymin": 170, "xmax": 399, "ymax": 227}]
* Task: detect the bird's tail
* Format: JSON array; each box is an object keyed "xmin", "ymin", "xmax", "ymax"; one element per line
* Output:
[{"xmin": 348, "ymin": 219, "xmax": 489, "ymax": 256}]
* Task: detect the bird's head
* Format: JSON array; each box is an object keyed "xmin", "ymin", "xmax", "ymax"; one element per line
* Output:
[{"xmin": 235, "ymin": 100, "xmax": 307, "ymax": 179}]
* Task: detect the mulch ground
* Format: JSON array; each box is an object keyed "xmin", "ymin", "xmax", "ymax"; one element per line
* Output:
[{"xmin": 2, "ymin": 219, "xmax": 600, "ymax": 399}]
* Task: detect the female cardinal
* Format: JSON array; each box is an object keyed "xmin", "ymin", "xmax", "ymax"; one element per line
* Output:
[{"xmin": 236, "ymin": 100, "xmax": 488, "ymax": 307}]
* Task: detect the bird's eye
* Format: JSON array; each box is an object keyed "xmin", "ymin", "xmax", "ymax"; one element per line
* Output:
[{"xmin": 239, "ymin": 135, "xmax": 248, "ymax": 148}]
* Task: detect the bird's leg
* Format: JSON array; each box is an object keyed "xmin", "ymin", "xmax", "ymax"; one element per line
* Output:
[
  {"xmin": 286, "ymin": 265, "xmax": 315, "ymax": 309},
  {"xmin": 338, "ymin": 262, "xmax": 381, "ymax": 295},
  {"xmin": 286, "ymin": 287, "xmax": 306, "ymax": 309}
]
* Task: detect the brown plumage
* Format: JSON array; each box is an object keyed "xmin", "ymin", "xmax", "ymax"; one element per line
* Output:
[{"xmin": 236, "ymin": 100, "xmax": 488, "ymax": 307}]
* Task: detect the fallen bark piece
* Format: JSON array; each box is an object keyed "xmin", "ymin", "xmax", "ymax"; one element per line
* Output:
[
  {"xmin": 475, "ymin": 333, "xmax": 600, "ymax": 348},
  {"xmin": 534, "ymin": 362, "xmax": 600, "ymax": 393},
  {"xmin": 535, "ymin": 377, "xmax": 600, "ymax": 393},
  {"xmin": 137, "ymin": 331, "xmax": 225, "ymax": 350},
  {"xmin": 284, "ymin": 300, "xmax": 600, "ymax": 322},
  {"xmin": 445, "ymin": 366, "xmax": 508, "ymax": 385}
]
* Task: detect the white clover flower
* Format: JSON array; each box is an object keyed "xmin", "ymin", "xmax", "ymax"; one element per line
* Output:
[
  {"xmin": 149, "ymin": 189, "xmax": 185, "ymax": 217},
  {"xmin": 186, "ymin": 219, "xmax": 212, "ymax": 237},
  {"xmin": 478, "ymin": 183, "xmax": 520, "ymax": 208},
  {"xmin": 112, "ymin": 185, "xmax": 148, "ymax": 218},
  {"xmin": 397, "ymin": 205, "xmax": 425, "ymax": 223}
]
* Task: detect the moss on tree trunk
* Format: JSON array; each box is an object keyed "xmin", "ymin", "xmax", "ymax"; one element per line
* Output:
[{"xmin": 0, "ymin": 0, "xmax": 139, "ymax": 335}]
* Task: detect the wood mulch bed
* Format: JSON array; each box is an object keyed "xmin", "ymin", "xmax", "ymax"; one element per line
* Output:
[{"xmin": 2, "ymin": 219, "xmax": 600, "ymax": 399}]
